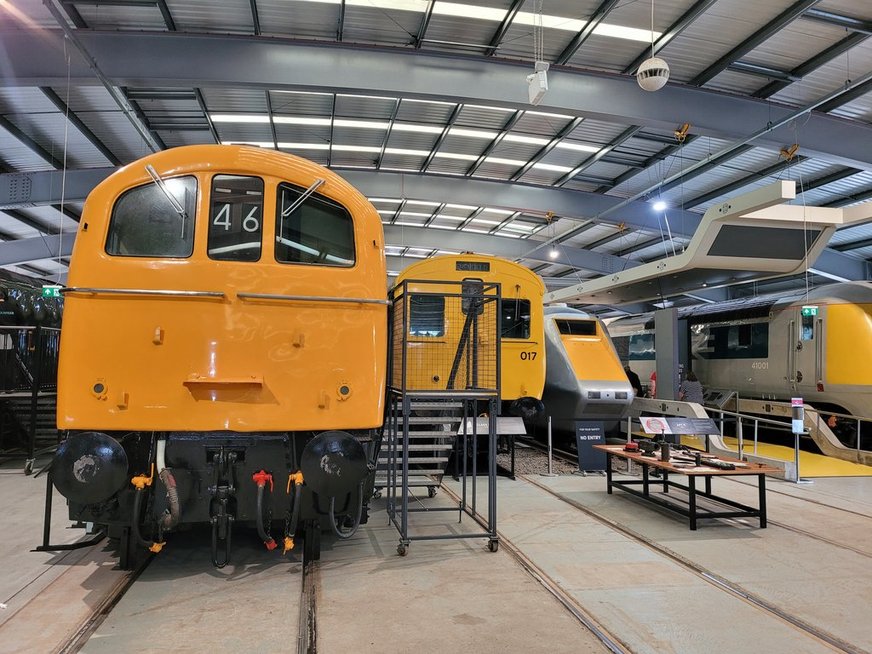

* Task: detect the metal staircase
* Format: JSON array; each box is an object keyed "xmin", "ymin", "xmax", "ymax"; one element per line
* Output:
[{"xmin": 375, "ymin": 399, "xmax": 463, "ymax": 497}]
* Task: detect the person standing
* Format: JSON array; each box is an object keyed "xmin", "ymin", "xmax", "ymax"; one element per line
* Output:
[
  {"xmin": 648, "ymin": 370, "xmax": 657, "ymax": 398},
  {"xmin": 624, "ymin": 365, "xmax": 643, "ymax": 397},
  {"xmin": 678, "ymin": 370, "xmax": 704, "ymax": 404}
]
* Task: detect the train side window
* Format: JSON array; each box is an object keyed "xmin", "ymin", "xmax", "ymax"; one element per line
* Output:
[
  {"xmin": 208, "ymin": 175, "xmax": 264, "ymax": 262},
  {"xmin": 275, "ymin": 183, "xmax": 355, "ymax": 267},
  {"xmin": 409, "ymin": 295, "xmax": 445, "ymax": 337},
  {"xmin": 801, "ymin": 314, "xmax": 814, "ymax": 341},
  {"xmin": 106, "ymin": 176, "xmax": 197, "ymax": 258},
  {"xmin": 502, "ymin": 299, "xmax": 531, "ymax": 339}
]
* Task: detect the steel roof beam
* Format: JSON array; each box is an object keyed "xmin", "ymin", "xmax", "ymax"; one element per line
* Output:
[
  {"xmin": 249, "ymin": 0, "xmax": 261, "ymax": 35},
  {"xmin": 0, "ymin": 233, "xmax": 75, "ymax": 267},
  {"xmin": 555, "ymin": 0, "xmax": 620, "ymax": 65},
  {"xmin": 510, "ymin": 117, "xmax": 583, "ymax": 182},
  {"xmin": 485, "ymin": 0, "xmax": 524, "ymax": 56},
  {"xmin": 40, "ymin": 3, "xmax": 163, "ymax": 153},
  {"xmin": 801, "ymin": 8, "xmax": 872, "ymax": 35},
  {"xmin": 0, "ymin": 114, "xmax": 64, "ymax": 170},
  {"xmin": 833, "ymin": 237, "xmax": 872, "ymax": 253},
  {"xmin": 822, "ymin": 186, "xmax": 872, "ymax": 209},
  {"xmin": 1, "ymin": 209, "xmax": 58, "ymax": 235},
  {"xmin": 556, "ymin": 126, "xmax": 642, "ymax": 186},
  {"xmin": 467, "ymin": 110, "xmax": 523, "ymax": 176},
  {"xmin": 40, "ymin": 87, "xmax": 121, "ymax": 166},
  {"xmin": 194, "ymin": 89, "xmax": 220, "ymax": 144},
  {"xmin": 420, "ymin": 103, "xmax": 462, "ymax": 172},
  {"xmin": 622, "ymin": 0, "xmax": 720, "ymax": 75},
  {"xmin": 816, "ymin": 78, "xmax": 872, "ymax": 114},
  {"xmin": 690, "ymin": 0, "xmax": 822, "ymax": 87},
  {"xmin": 600, "ymin": 134, "xmax": 700, "ymax": 193},
  {"xmin": 753, "ymin": 32, "xmax": 869, "ymax": 99},
  {"xmin": 384, "ymin": 224, "xmax": 635, "ymax": 274},
  {"xmin": 10, "ymin": 31, "xmax": 872, "ymax": 169},
  {"xmin": 337, "ymin": 0, "xmax": 346, "ymax": 42},
  {"xmin": 155, "ymin": 0, "xmax": 176, "ymax": 30},
  {"xmin": 727, "ymin": 61, "xmax": 799, "ymax": 82},
  {"xmin": 414, "ymin": 1, "xmax": 436, "ymax": 48},
  {"xmin": 684, "ymin": 155, "xmax": 808, "ymax": 208}
]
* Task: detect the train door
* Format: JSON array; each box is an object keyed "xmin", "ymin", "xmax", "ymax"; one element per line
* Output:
[{"xmin": 788, "ymin": 306, "xmax": 823, "ymax": 392}]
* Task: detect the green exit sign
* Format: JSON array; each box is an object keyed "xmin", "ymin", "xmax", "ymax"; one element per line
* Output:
[
  {"xmin": 801, "ymin": 305, "xmax": 818, "ymax": 317},
  {"xmin": 41, "ymin": 285, "xmax": 62, "ymax": 298}
]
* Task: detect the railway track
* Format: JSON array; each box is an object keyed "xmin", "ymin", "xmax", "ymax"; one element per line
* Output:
[
  {"xmin": 525, "ymin": 436, "xmax": 872, "ymax": 557},
  {"xmin": 522, "ymin": 475, "xmax": 862, "ymax": 654},
  {"xmin": 49, "ymin": 541, "xmax": 319, "ymax": 653}
]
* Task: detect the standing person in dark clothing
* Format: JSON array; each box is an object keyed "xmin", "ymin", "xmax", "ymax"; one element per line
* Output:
[{"xmin": 624, "ymin": 364, "xmax": 643, "ymax": 397}]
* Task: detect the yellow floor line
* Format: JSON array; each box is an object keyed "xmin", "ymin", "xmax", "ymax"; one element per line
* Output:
[{"xmin": 683, "ymin": 435, "xmax": 872, "ymax": 477}]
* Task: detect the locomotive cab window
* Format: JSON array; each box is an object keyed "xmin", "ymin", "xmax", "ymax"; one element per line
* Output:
[
  {"xmin": 409, "ymin": 295, "xmax": 445, "ymax": 337},
  {"xmin": 556, "ymin": 319, "xmax": 597, "ymax": 336},
  {"xmin": 502, "ymin": 299, "xmax": 531, "ymax": 339},
  {"xmin": 275, "ymin": 183, "xmax": 355, "ymax": 266},
  {"xmin": 208, "ymin": 175, "xmax": 264, "ymax": 262},
  {"xmin": 106, "ymin": 176, "xmax": 197, "ymax": 257}
]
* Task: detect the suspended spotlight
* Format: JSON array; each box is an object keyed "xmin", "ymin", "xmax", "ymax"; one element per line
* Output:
[
  {"xmin": 653, "ymin": 200, "xmax": 668, "ymax": 211},
  {"xmin": 549, "ymin": 246, "xmax": 559, "ymax": 259}
]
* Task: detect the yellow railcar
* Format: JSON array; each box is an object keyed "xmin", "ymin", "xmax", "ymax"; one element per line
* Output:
[
  {"xmin": 51, "ymin": 145, "xmax": 387, "ymax": 566},
  {"xmin": 395, "ymin": 253, "xmax": 546, "ymax": 411}
]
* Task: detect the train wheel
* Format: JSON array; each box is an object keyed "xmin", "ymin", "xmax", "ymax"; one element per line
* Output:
[
  {"xmin": 427, "ymin": 486, "xmax": 437, "ymax": 498},
  {"xmin": 397, "ymin": 543, "xmax": 408, "ymax": 557},
  {"xmin": 487, "ymin": 539, "xmax": 499, "ymax": 553}
]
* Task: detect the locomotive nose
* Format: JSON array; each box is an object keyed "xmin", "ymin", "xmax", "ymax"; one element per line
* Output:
[
  {"xmin": 300, "ymin": 430, "xmax": 368, "ymax": 498},
  {"xmin": 52, "ymin": 432, "xmax": 129, "ymax": 504}
]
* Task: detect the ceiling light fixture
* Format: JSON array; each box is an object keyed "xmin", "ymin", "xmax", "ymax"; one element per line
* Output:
[
  {"xmin": 653, "ymin": 200, "xmax": 668, "ymax": 211},
  {"xmin": 637, "ymin": 0, "xmax": 669, "ymax": 92},
  {"xmin": 527, "ymin": 1, "xmax": 549, "ymax": 106}
]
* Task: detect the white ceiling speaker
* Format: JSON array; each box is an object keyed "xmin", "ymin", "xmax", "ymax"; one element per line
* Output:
[{"xmin": 637, "ymin": 57, "xmax": 670, "ymax": 92}]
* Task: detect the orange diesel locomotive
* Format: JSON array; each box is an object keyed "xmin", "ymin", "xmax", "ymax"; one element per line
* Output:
[{"xmin": 51, "ymin": 145, "xmax": 387, "ymax": 566}]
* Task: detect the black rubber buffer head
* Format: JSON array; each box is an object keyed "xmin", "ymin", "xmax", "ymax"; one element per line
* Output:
[{"xmin": 53, "ymin": 432, "xmax": 129, "ymax": 504}]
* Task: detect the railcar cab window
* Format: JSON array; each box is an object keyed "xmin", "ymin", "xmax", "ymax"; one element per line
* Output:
[
  {"xmin": 555, "ymin": 319, "xmax": 597, "ymax": 336},
  {"xmin": 106, "ymin": 176, "xmax": 197, "ymax": 257},
  {"xmin": 275, "ymin": 183, "xmax": 355, "ymax": 266},
  {"xmin": 409, "ymin": 295, "xmax": 445, "ymax": 337},
  {"xmin": 208, "ymin": 175, "xmax": 264, "ymax": 262},
  {"xmin": 502, "ymin": 299, "xmax": 531, "ymax": 339}
]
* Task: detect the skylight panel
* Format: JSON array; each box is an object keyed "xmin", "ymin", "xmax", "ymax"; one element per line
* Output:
[
  {"xmin": 594, "ymin": 23, "xmax": 659, "ymax": 43},
  {"xmin": 391, "ymin": 123, "xmax": 445, "ymax": 134},
  {"xmin": 532, "ymin": 162, "xmax": 573, "ymax": 173},
  {"xmin": 433, "ymin": 1, "xmax": 506, "ymax": 21},
  {"xmin": 212, "ymin": 115, "xmax": 270, "ymax": 123},
  {"xmin": 481, "ymin": 207, "xmax": 515, "ymax": 215},
  {"xmin": 462, "ymin": 228, "xmax": 491, "ymax": 234},
  {"xmin": 385, "ymin": 147, "xmax": 432, "ymax": 157},
  {"xmin": 525, "ymin": 110, "xmax": 575, "ymax": 120},
  {"xmin": 369, "ymin": 198, "xmax": 403, "ymax": 203},
  {"xmin": 485, "ymin": 156, "xmax": 527, "ymax": 167},
  {"xmin": 278, "ymin": 142, "xmax": 331, "ymax": 150},
  {"xmin": 445, "ymin": 203, "xmax": 477, "ymax": 211},
  {"xmin": 331, "ymin": 145, "xmax": 381, "ymax": 153},
  {"xmin": 222, "ymin": 141, "xmax": 273, "ymax": 147},
  {"xmin": 471, "ymin": 218, "xmax": 501, "ymax": 226},
  {"xmin": 432, "ymin": 215, "xmax": 466, "ymax": 222},
  {"xmin": 449, "ymin": 127, "xmax": 499, "ymax": 140},
  {"xmin": 272, "ymin": 116, "xmax": 332, "ymax": 126},
  {"xmin": 433, "ymin": 152, "xmax": 479, "ymax": 162},
  {"xmin": 503, "ymin": 134, "xmax": 550, "ymax": 146},
  {"xmin": 465, "ymin": 104, "xmax": 514, "ymax": 114},
  {"xmin": 405, "ymin": 200, "xmax": 441, "ymax": 207},
  {"xmin": 395, "ymin": 221, "xmax": 426, "ymax": 227},
  {"xmin": 397, "ymin": 211, "xmax": 435, "ymax": 218},
  {"xmin": 556, "ymin": 142, "xmax": 600, "ymax": 153}
]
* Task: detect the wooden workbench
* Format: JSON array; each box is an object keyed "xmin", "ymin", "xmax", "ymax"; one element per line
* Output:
[{"xmin": 594, "ymin": 444, "xmax": 781, "ymax": 530}]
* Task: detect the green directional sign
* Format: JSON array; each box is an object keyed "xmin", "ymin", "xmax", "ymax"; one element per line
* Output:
[
  {"xmin": 41, "ymin": 285, "xmax": 62, "ymax": 298},
  {"xmin": 801, "ymin": 305, "xmax": 818, "ymax": 317}
]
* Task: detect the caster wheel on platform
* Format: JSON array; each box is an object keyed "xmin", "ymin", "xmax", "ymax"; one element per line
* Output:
[
  {"xmin": 487, "ymin": 539, "xmax": 499, "ymax": 553},
  {"xmin": 427, "ymin": 486, "xmax": 437, "ymax": 498},
  {"xmin": 24, "ymin": 460, "xmax": 33, "ymax": 476},
  {"xmin": 397, "ymin": 543, "xmax": 408, "ymax": 557},
  {"xmin": 373, "ymin": 489, "xmax": 382, "ymax": 499}
]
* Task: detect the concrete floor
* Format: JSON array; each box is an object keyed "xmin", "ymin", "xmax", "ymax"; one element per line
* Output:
[{"xmin": 2, "ymin": 457, "xmax": 870, "ymax": 653}]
